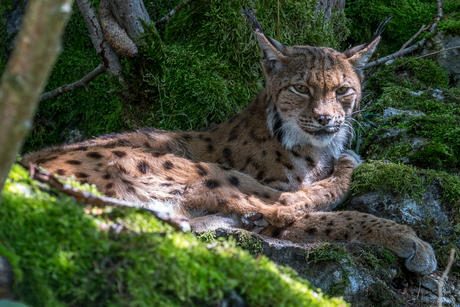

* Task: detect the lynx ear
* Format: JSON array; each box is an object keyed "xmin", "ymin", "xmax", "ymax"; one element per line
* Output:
[
  {"xmin": 345, "ymin": 16, "xmax": 392, "ymax": 70},
  {"xmin": 242, "ymin": 9, "xmax": 287, "ymax": 75}
]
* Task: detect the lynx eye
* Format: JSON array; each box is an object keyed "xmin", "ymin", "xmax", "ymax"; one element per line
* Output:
[
  {"xmin": 336, "ymin": 87, "xmax": 349, "ymax": 95},
  {"xmin": 294, "ymin": 85, "xmax": 309, "ymax": 94}
]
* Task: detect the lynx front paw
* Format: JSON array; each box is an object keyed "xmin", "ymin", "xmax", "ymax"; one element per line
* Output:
[
  {"xmin": 265, "ymin": 204, "xmax": 306, "ymax": 228},
  {"xmin": 339, "ymin": 150, "xmax": 363, "ymax": 168},
  {"xmin": 403, "ymin": 237, "xmax": 437, "ymax": 275}
]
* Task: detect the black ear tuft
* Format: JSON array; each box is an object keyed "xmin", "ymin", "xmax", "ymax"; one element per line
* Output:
[
  {"xmin": 367, "ymin": 16, "xmax": 392, "ymax": 48},
  {"xmin": 374, "ymin": 16, "xmax": 392, "ymax": 38},
  {"xmin": 241, "ymin": 9, "xmax": 263, "ymax": 33},
  {"xmin": 344, "ymin": 16, "xmax": 392, "ymax": 70}
]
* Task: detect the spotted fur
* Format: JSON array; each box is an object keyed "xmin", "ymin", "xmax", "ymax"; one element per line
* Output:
[{"xmin": 24, "ymin": 12, "xmax": 435, "ymax": 275}]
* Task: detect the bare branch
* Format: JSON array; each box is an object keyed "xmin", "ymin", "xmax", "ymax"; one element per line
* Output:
[
  {"xmin": 366, "ymin": 1, "xmax": 444, "ymax": 70},
  {"xmin": 398, "ymin": 24, "xmax": 428, "ymax": 52},
  {"xmin": 39, "ymin": 63, "xmax": 106, "ymax": 103},
  {"xmin": 396, "ymin": 45, "xmax": 460, "ymax": 68},
  {"xmin": 99, "ymin": 0, "xmax": 138, "ymax": 57},
  {"xmin": 364, "ymin": 42, "xmax": 421, "ymax": 69},
  {"xmin": 438, "ymin": 248, "xmax": 456, "ymax": 307},
  {"xmin": 0, "ymin": 0, "xmax": 73, "ymax": 191},
  {"xmin": 18, "ymin": 162, "xmax": 191, "ymax": 232},
  {"xmin": 431, "ymin": 0, "xmax": 444, "ymax": 32},
  {"xmin": 155, "ymin": 0, "xmax": 194, "ymax": 25},
  {"xmin": 75, "ymin": 0, "xmax": 122, "ymax": 75}
]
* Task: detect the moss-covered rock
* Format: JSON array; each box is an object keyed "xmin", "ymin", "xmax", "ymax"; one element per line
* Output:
[
  {"xmin": 0, "ymin": 164, "xmax": 345, "ymax": 306},
  {"xmin": 355, "ymin": 59, "xmax": 460, "ymax": 171},
  {"xmin": 346, "ymin": 56, "xmax": 460, "ymax": 300}
]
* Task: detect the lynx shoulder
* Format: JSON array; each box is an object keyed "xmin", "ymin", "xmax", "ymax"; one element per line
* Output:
[{"xmin": 24, "ymin": 12, "xmax": 436, "ymax": 275}]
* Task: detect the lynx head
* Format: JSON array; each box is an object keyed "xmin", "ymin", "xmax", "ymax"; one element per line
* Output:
[{"xmin": 243, "ymin": 10, "xmax": 389, "ymax": 151}]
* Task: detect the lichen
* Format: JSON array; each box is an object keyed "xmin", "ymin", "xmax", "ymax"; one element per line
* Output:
[{"xmin": 0, "ymin": 164, "xmax": 346, "ymax": 307}]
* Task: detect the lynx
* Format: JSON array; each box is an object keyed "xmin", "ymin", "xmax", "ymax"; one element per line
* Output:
[{"xmin": 25, "ymin": 10, "xmax": 436, "ymax": 275}]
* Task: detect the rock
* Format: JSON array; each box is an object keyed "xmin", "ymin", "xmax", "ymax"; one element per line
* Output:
[
  {"xmin": 422, "ymin": 31, "xmax": 460, "ymax": 84},
  {"xmin": 65, "ymin": 129, "xmax": 86, "ymax": 144},
  {"xmin": 382, "ymin": 107, "xmax": 426, "ymax": 119},
  {"xmin": 407, "ymin": 274, "xmax": 459, "ymax": 306},
  {"xmin": 431, "ymin": 88, "xmax": 445, "ymax": 101},
  {"xmin": 368, "ymin": 128, "xmax": 408, "ymax": 147},
  {"xmin": 212, "ymin": 229, "xmax": 402, "ymax": 305},
  {"xmin": 346, "ymin": 183, "xmax": 454, "ymax": 241},
  {"xmin": 408, "ymin": 90, "xmax": 424, "ymax": 96}
]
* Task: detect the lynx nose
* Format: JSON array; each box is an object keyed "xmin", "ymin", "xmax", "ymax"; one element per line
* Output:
[{"xmin": 316, "ymin": 115, "xmax": 332, "ymax": 126}]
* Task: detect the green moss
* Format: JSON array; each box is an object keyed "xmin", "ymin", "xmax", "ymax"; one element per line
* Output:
[
  {"xmin": 306, "ymin": 243, "xmax": 354, "ymax": 266},
  {"xmin": 196, "ymin": 230, "xmax": 217, "ymax": 243},
  {"xmin": 351, "ymin": 161, "xmax": 460, "ymax": 205},
  {"xmin": 0, "ymin": 164, "xmax": 346, "ymax": 306},
  {"xmin": 235, "ymin": 231, "xmax": 263, "ymax": 256},
  {"xmin": 2, "ymin": 0, "xmax": 349, "ymax": 150},
  {"xmin": 120, "ymin": 0, "xmax": 349, "ymax": 131},
  {"xmin": 345, "ymin": 0, "xmax": 460, "ymax": 55},
  {"xmin": 14, "ymin": 1, "xmax": 124, "ymax": 153},
  {"xmin": 356, "ymin": 59, "xmax": 460, "ymax": 171},
  {"xmin": 437, "ymin": 12, "xmax": 460, "ymax": 35},
  {"xmin": 366, "ymin": 58, "xmax": 449, "ymax": 95}
]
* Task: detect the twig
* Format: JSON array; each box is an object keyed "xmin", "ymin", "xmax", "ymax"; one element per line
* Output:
[
  {"xmin": 432, "ymin": 0, "xmax": 444, "ymax": 32},
  {"xmin": 366, "ymin": 53, "xmax": 379, "ymax": 78},
  {"xmin": 155, "ymin": 0, "xmax": 194, "ymax": 25},
  {"xmin": 365, "ymin": 0, "xmax": 444, "ymax": 70},
  {"xmin": 39, "ymin": 63, "xmax": 106, "ymax": 103},
  {"xmin": 18, "ymin": 162, "xmax": 191, "ymax": 232},
  {"xmin": 364, "ymin": 42, "xmax": 421, "ymax": 69},
  {"xmin": 398, "ymin": 24, "xmax": 428, "ymax": 52},
  {"xmin": 396, "ymin": 45, "xmax": 460, "ymax": 68},
  {"xmin": 438, "ymin": 248, "xmax": 455, "ymax": 307}
]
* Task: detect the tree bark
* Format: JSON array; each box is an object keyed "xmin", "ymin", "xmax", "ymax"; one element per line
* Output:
[
  {"xmin": 75, "ymin": 0, "xmax": 123, "ymax": 75},
  {"xmin": 0, "ymin": 0, "xmax": 74, "ymax": 192},
  {"xmin": 317, "ymin": 0, "xmax": 346, "ymax": 19},
  {"xmin": 108, "ymin": 0, "xmax": 151, "ymax": 40}
]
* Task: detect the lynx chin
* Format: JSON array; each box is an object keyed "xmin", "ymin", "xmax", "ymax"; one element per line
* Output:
[{"xmin": 25, "ymin": 10, "xmax": 436, "ymax": 275}]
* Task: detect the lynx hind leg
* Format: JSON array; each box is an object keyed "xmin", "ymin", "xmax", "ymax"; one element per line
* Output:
[{"xmin": 263, "ymin": 211, "xmax": 436, "ymax": 275}]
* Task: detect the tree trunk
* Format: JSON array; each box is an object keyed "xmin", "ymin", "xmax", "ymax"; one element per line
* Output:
[
  {"xmin": 0, "ymin": 0, "xmax": 73, "ymax": 192},
  {"xmin": 108, "ymin": 0, "xmax": 151, "ymax": 40},
  {"xmin": 75, "ymin": 0, "xmax": 123, "ymax": 75},
  {"xmin": 318, "ymin": 0, "xmax": 346, "ymax": 19}
]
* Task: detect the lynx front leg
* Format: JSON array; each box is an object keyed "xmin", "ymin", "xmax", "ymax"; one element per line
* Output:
[
  {"xmin": 276, "ymin": 150, "xmax": 362, "ymax": 214},
  {"xmin": 262, "ymin": 211, "xmax": 437, "ymax": 275}
]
